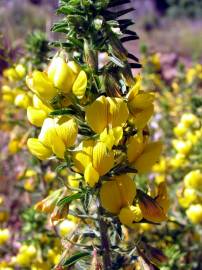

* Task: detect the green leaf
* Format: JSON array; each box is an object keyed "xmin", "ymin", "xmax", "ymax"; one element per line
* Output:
[
  {"xmin": 57, "ymin": 192, "xmax": 84, "ymax": 206},
  {"xmin": 62, "ymin": 252, "xmax": 90, "ymax": 267},
  {"xmin": 55, "ymin": 162, "xmax": 69, "ymax": 173},
  {"xmin": 50, "ymin": 108, "xmax": 76, "ymax": 116}
]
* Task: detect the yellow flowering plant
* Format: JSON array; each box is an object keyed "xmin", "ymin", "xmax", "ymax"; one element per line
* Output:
[{"xmin": 19, "ymin": 1, "xmax": 170, "ymax": 269}]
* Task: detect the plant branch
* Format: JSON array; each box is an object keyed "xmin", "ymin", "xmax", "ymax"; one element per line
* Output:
[{"xmin": 97, "ymin": 200, "xmax": 112, "ymax": 270}]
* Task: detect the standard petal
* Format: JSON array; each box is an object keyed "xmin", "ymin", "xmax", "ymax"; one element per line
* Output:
[
  {"xmin": 134, "ymin": 141, "xmax": 163, "ymax": 173},
  {"xmin": 56, "ymin": 119, "xmax": 78, "ymax": 147},
  {"xmin": 72, "ymin": 70, "xmax": 87, "ymax": 99},
  {"xmin": 93, "ymin": 142, "xmax": 114, "ymax": 176},
  {"xmin": 127, "ymin": 134, "xmax": 145, "ymax": 163},
  {"xmin": 85, "ymin": 96, "xmax": 108, "ymax": 133},
  {"xmin": 107, "ymin": 97, "xmax": 129, "ymax": 127}
]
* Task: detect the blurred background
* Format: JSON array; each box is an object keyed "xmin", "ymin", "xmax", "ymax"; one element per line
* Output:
[{"xmin": 1, "ymin": 0, "xmax": 202, "ymax": 60}]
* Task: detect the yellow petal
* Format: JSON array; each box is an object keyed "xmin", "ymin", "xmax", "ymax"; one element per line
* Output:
[
  {"xmin": 127, "ymin": 75, "xmax": 141, "ymax": 102},
  {"xmin": 27, "ymin": 106, "xmax": 47, "ymax": 127},
  {"xmin": 85, "ymin": 96, "xmax": 108, "ymax": 133},
  {"xmin": 32, "ymin": 94, "xmax": 52, "ymax": 113},
  {"xmin": 67, "ymin": 61, "xmax": 81, "ymax": 74},
  {"xmin": 112, "ymin": 127, "xmax": 123, "ymax": 145},
  {"xmin": 156, "ymin": 182, "xmax": 170, "ymax": 213},
  {"xmin": 14, "ymin": 93, "xmax": 31, "ymax": 109},
  {"xmin": 100, "ymin": 180, "xmax": 123, "ymax": 214},
  {"xmin": 93, "ymin": 142, "xmax": 114, "ymax": 176},
  {"xmin": 56, "ymin": 119, "xmax": 78, "ymax": 147},
  {"xmin": 72, "ymin": 70, "xmax": 87, "ymax": 98},
  {"xmin": 84, "ymin": 163, "xmax": 99, "ymax": 187},
  {"xmin": 48, "ymin": 57, "xmax": 76, "ymax": 93},
  {"xmin": 100, "ymin": 128, "xmax": 115, "ymax": 150},
  {"xmin": 100, "ymin": 174, "xmax": 136, "ymax": 214},
  {"xmin": 115, "ymin": 174, "xmax": 136, "ymax": 206},
  {"xmin": 27, "ymin": 138, "xmax": 52, "ymax": 160},
  {"xmin": 129, "ymin": 92, "xmax": 155, "ymax": 110},
  {"xmin": 72, "ymin": 140, "xmax": 95, "ymax": 173},
  {"xmin": 73, "ymin": 151, "xmax": 92, "ymax": 173},
  {"xmin": 26, "ymin": 71, "xmax": 57, "ymax": 100},
  {"xmin": 134, "ymin": 141, "xmax": 163, "ymax": 173},
  {"xmin": 119, "ymin": 205, "xmax": 143, "ymax": 227},
  {"xmin": 107, "ymin": 97, "xmax": 129, "ymax": 127},
  {"xmin": 38, "ymin": 118, "xmax": 56, "ymax": 146},
  {"xmin": 127, "ymin": 134, "xmax": 145, "ymax": 163},
  {"xmin": 51, "ymin": 138, "xmax": 66, "ymax": 159},
  {"xmin": 130, "ymin": 104, "xmax": 154, "ymax": 130}
]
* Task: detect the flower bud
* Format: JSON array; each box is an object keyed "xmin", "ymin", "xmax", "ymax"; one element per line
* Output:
[
  {"xmin": 48, "ymin": 56, "xmax": 76, "ymax": 93},
  {"xmin": 14, "ymin": 93, "xmax": 31, "ymax": 109}
]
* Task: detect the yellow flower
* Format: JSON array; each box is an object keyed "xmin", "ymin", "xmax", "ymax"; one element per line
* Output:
[
  {"xmin": 44, "ymin": 171, "xmax": 56, "ymax": 183},
  {"xmin": 184, "ymin": 170, "xmax": 202, "ymax": 190},
  {"xmin": 27, "ymin": 138, "xmax": 52, "ymax": 160},
  {"xmin": 173, "ymin": 123, "xmax": 187, "ymax": 137},
  {"xmin": 73, "ymin": 141, "xmax": 114, "ymax": 187},
  {"xmin": 92, "ymin": 142, "xmax": 114, "ymax": 176},
  {"xmin": 170, "ymin": 153, "xmax": 185, "ymax": 168},
  {"xmin": 67, "ymin": 174, "xmax": 80, "ymax": 188},
  {"xmin": 48, "ymin": 56, "xmax": 76, "ymax": 93},
  {"xmin": 56, "ymin": 118, "xmax": 78, "ymax": 148},
  {"xmin": 179, "ymin": 188, "xmax": 198, "ymax": 208},
  {"xmin": 36, "ymin": 117, "xmax": 78, "ymax": 159},
  {"xmin": 72, "ymin": 70, "xmax": 87, "ymax": 98},
  {"xmin": 0, "ymin": 228, "xmax": 10, "ymax": 245},
  {"xmin": 119, "ymin": 205, "xmax": 143, "ymax": 228},
  {"xmin": 172, "ymin": 139, "xmax": 192, "ymax": 155},
  {"xmin": 186, "ymin": 68, "xmax": 197, "ymax": 84},
  {"xmin": 127, "ymin": 77, "xmax": 155, "ymax": 130},
  {"xmin": 186, "ymin": 204, "xmax": 202, "ymax": 224},
  {"xmin": 8, "ymin": 139, "xmax": 20, "ymax": 154},
  {"xmin": 58, "ymin": 219, "xmax": 76, "ymax": 237},
  {"xmin": 24, "ymin": 179, "xmax": 35, "ymax": 192},
  {"xmin": 86, "ymin": 96, "xmax": 129, "ymax": 133},
  {"xmin": 27, "ymin": 95, "xmax": 52, "ymax": 127},
  {"xmin": 15, "ymin": 245, "xmax": 37, "ymax": 266},
  {"xmin": 14, "ymin": 93, "xmax": 31, "ymax": 109},
  {"xmin": 3, "ymin": 68, "xmax": 19, "ymax": 81},
  {"xmin": 100, "ymin": 127, "xmax": 123, "ymax": 150},
  {"xmin": 84, "ymin": 162, "xmax": 100, "ymax": 187},
  {"xmin": 15, "ymin": 64, "xmax": 26, "ymax": 78},
  {"xmin": 152, "ymin": 158, "xmax": 167, "ymax": 173},
  {"xmin": 73, "ymin": 140, "xmax": 95, "ymax": 173},
  {"xmin": 127, "ymin": 133, "xmax": 162, "ymax": 173},
  {"xmin": 100, "ymin": 174, "xmax": 136, "ymax": 214},
  {"xmin": 26, "ymin": 70, "xmax": 57, "ymax": 100},
  {"xmin": 181, "ymin": 113, "xmax": 197, "ymax": 127},
  {"xmin": 27, "ymin": 106, "xmax": 48, "ymax": 127}
]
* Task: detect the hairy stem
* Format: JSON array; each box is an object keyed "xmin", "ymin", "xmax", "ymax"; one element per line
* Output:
[{"xmin": 97, "ymin": 201, "xmax": 112, "ymax": 270}]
